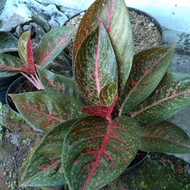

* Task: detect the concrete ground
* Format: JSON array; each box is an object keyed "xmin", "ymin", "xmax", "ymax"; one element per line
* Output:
[{"xmin": 162, "ymin": 28, "xmax": 190, "ymax": 163}]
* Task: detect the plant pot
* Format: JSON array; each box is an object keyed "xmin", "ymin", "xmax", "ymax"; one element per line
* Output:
[
  {"xmin": 64, "ymin": 7, "xmax": 163, "ymax": 58},
  {"xmin": 123, "ymin": 150, "xmax": 148, "ymax": 173},
  {"xmin": 0, "ymin": 74, "xmax": 20, "ymax": 104},
  {"xmin": 5, "ymin": 75, "xmax": 43, "ymax": 132}
]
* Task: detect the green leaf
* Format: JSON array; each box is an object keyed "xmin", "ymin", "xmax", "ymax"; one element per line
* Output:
[
  {"xmin": 140, "ymin": 121, "xmax": 190, "ymax": 153},
  {"xmin": 75, "ymin": 23, "xmax": 117, "ymax": 105},
  {"xmin": 0, "ymin": 32, "xmax": 18, "ymax": 53},
  {"xmin": 62, "ymin": 116, "xmax": 141, "ymax": 190},
  {"xmin": 18, "ymin": 30, "xmax": 36, "ymax": 75},
  {"xmin": 21, "ymin": 119, "xmax": 79, "ymax": 187},
  {"xmin": 73, "ymin": 0, "xmax": 133, "ymax": 95},
  {"xmin": 100, "ymin": 82, "xmax": 118, "ymax": 106},
  {"xmin": 9, "ymin": 91, "xmax": 85, "ymax": 132},
  {"xmin": 131, "ymin": 72, "xmax": 190, "ymax": 126},
  {"xmin": 35, "ymin": 26, "xmax": 75, "ymax": 67},
  {"xmin": 37, "ymin": 66, "xmax": 82, "ymax": 101},
  {"xmin": 118, "ymin": 46, "xmax": 174, "ymax": 114},
  {"xmin": 0, "ymin": 54, "xmax": 23, "ymax": 77}
]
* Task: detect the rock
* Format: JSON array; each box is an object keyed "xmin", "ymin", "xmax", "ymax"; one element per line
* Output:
[
  {"xmin": 0, "ymin": 0, "xmax": 97, "ymax": 32},
  {"xmin": 0, "ymin": 0, "xmax": 31, "ymax": 31}
]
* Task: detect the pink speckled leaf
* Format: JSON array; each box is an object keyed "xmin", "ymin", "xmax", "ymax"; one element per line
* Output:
[
  {"xmin": 0, "ymin": 54, "xmax": 23, "ymax": 77},
  {"xmin": 118, "ymin": 46, "xmax": 174, "ymax": 114},
  {"xmin": 21, "ymin": 119, "xmax": 79, "ymax": 187},
  {"xmin": 35, "ymin": 26, "xmax": 75, "ymax": 67},
  {"xmin": 62, "ymin": 116, "xmax": 141, "ymax": 190},
  {"xmin": 73, "ymin": 0, "xmax": 133, "ymax": 95},
  {"xmin": 18, "ymin": 30, "xmax": 36, "ymax": 75},
  {"xmin": 37, "ymin": 66, "xmax": 82, "ymax": 101},
  {"xmin": 10, "ymin": 91, "xmax": 85, "ymax": 132},
  {"xmin": 75, "ymin": 23, "xmax": 117, "ymax": 106},
  {"xmin": 130, "ymin": 72, "xmax": 190, "ymax": 126},
  {"xmin": 140, "ymin": 121, "xmax": 190, "ymax": 153}
]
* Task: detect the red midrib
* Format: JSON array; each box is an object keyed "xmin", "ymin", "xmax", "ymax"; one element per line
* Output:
[
  {"xmin": 26, "ymin": 37, "xmax": 35, "ymax": 75},
  {"xmin": 81, "ymin": 121, "xmax": 112, "ymax": 190},
  {"xmin": 17, "ymin": 100, "xmax": 66, "ymax": 123},
  {"xmin": 94, "ymin": 24, "xmax": 101, "ymax": 95},
  {"xmin": 106, "ymin": 1, "xmax": 114, "ymax": 32},
  {"xmin": 131, "ymin": 90, "xmax": 190, "ymax": 117},
  {"xmin": 119, "ymin": 49, "xmax": 169, "ymax": 115},
  {"xmin": 141, "ymin": 134, "xmax": 190, "ymax": 148},
  {"xmin": 39, "ymin": 32, "xmax": 73, "ymax": 66}
]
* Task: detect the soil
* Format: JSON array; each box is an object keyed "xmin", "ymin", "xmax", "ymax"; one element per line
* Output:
[
  {"xmin": 65, "ymin": 8, "xmax": 162, "ymax": 57},
  {"xmin": 0, "ymin": 103, "xmax": 43, "ymax": 190}
]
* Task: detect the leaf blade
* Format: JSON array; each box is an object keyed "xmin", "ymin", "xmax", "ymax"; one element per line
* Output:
[
  {"xmin": 35, "ymin": 26, "xmax": 75, "ymax": 67},
  {"xmin": 18, "ymin": 30, "xmax": 36, "ymax": 75},
  {"xmin": 140, "ymin": 121, "xmax": 190, "ymax": 153},
  {"xmin": 62, "ymin": 116, "xmax": 141, "ymax": 190},
  {"xmin": 73, "ymin": 0, "xmax": 133, "ymax": 95},
  {"xmin": 21, "ymin": 119, "xmax": 79, "ymax": 187},
  {"xmin": 119, "ymin": 46, "xmax": 174, "ymax": 114},
  {"xmin": 10, "ymin": 91, "xmax": 85, "ymax": 131},
  {"xmin": 37, "ymin": 66, "xmax": 82, "ymax": 101},
  {"xmin": 0, "ymin": 32, "xmax": 18, "ymax": 53},
  {"xmin": 0, "ymin": 54, "xmax": 23, "ymax": 77},
  {"xmin": 131, "ymin": 72, "xmax": 190, "ymax": 126},
  {"xmin": 75, "ymin": 23, "xmax": 118, "ymax": 105}
]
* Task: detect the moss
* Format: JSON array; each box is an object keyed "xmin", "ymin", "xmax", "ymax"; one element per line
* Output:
[{"xmin": 114, "ymin": 153, "xmax": 190, "ymax": 190}]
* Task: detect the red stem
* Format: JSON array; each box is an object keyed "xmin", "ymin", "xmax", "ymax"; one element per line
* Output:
[{"xmin": 21, "ymin": 72, "xmax": 44, "ymax": 90}]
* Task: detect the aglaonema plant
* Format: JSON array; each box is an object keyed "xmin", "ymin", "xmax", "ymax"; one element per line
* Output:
[
  {"xmin": 5, "ymin": 0, "xmax": 190, "ymax": 189},
  {"xmin": 0, "ymin": 26, "xmax": 75, "ymax": 89}
]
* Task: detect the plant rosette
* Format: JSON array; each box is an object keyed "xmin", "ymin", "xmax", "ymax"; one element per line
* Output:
[{"xmin": 1, "ymin": 0, "xmax": 190, "ymax": 189}]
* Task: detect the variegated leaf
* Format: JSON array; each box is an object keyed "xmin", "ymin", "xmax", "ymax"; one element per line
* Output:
[
  {"xmin": 0, "ymin": 32, "xmax": 18, "ymax": 53},
  {"xmin": 75, "ymin": 23, "xmax": 117, "ymax": 105},
  {"xmin": 37, "ymin": 66, "xmax": 82, "ymax": 101},
  {"xmin": 100, "ymin": 82, "xmax": 118, "ymax": 106},
  {"xmin": 140, "ymin": 121, "xmax": 190, "ymax": 153},
  {"xmin": 73, "ymin": 0, "xmax": 133, "ymax": 95},
  {"xmin": 21, "ymin": 119, "xmax": 79, "ymax": 187},
  {"xmin": 9, "ymin": 91, "xmax": 85, "ymax": 132},
  {"xmin": 18, "ymin": 30, "xmax": 36, "ymax": 75},
  {"xmin": 131, "ymin": 72, "xmax": 190, "ymax": 126},
  {"xmin": 62, "ymin": 116, "xmax": 140, "ymax": 190},
  {"xmin": 118, "ymin": 46, "xmax": 174, "ymax": 114},
  {"xmin": 82, "ymin": 90, "xmax": 118, "ymax": 118},
  {"xmin": 35, "ymin": 26, "xmax": 75, "ymax": 67},
  {"xmin": 0, "ymin": 54, "xmax": 23, "ymax": 77}
]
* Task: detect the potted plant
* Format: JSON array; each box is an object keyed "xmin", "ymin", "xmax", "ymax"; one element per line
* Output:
[
  {"xmin": 1, "ymin": 0, "xmax": 190, "ymax": 189},
  {"xmin": 0, "ymin": 26, "xmax": 78, "ymax": 129},
  {"xmin": 0, "ymin": 31, "xmax": 20, "ymax": 104}
]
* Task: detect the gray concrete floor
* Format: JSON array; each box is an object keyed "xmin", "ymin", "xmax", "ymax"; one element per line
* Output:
[{"xmin": 163, "ymin": 29, "xmax": 190, "ymax": 163}]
